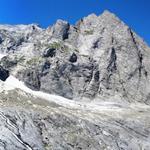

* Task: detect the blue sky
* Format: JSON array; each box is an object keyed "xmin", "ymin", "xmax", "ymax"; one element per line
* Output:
[{"xmin": 0, "ymin": 0, "xmax": 149, "ymax": 45}]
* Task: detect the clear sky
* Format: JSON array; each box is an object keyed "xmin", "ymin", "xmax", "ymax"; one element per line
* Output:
[{"xmin": 0, "ymin": 0, "xmax": 149, "ymax": 45}]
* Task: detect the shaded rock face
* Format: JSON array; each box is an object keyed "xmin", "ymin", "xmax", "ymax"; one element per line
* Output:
[
  {"xmin": 0, "ymin": 10, "xmax": 150, "ymax": 102},
  {"xmin": 51, "ymin": 20, "xmax": 70, "ymax": 40},
  {"xmin": 69, "ymin": 53, "xmax": 77, "ymax": 63},
  {"xmin": 1, "ymin": 11, "xmax": 150, "ymax": 150},
  {"xmin": 22, "ymin": 69, "xmax": 41, "ymax": 91},
  {"xmin": 0, "ymin": 36, "xmax": 3, "ymax": 44},
  {"xmin": 43, "ymin": 48, "xmax": 56, "ymax": 57},
  {"xmin": 41, "ymin": 60, "xmax": 51, "ymax": 74},
  {"xmin": 40, "ymin": 62, "xmax": 95, "ymax": 99},
  {"xmin": 0, "ymin": 56, "xmax": 18, "ymax": 69},
  {"xmin": 0, "ymin": 66, "xmax": 9, "ymax": 81}
]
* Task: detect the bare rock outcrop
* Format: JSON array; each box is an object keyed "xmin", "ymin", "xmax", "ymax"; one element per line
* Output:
[{"xmin": 0, "ymin": 10, "xmax": 150, "ymax": 149}]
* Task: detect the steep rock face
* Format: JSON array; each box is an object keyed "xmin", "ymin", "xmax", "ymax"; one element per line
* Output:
[
  {"xmin": 0, "ymin": 10, "xmax": 150, "ymax": 103},
  {"xmin": 51, "ymin": 20, "xmax": 70, "ymax": 40},
  {"xmin": 0, "ymin": 10, "xmax": 150, "ymax": 149},
  {"xmin": 0, "ymin": 66, "xmax": 9, "ymax": 81}
]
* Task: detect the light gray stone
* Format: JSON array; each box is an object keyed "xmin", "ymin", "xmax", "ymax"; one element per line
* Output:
[{"xmin": 0, "ymin": 10, "xmax": 150, "ymax": 149}]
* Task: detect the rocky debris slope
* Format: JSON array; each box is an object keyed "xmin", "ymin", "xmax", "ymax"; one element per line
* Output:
[{"xmin": 0, "ymin": 87, "xmax": 150, "ymax": 150}]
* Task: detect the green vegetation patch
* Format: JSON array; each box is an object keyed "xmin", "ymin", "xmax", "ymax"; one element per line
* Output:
[
  {"xmin": 26, "ymin": 56, "xmax": 43, "ymax": 66},
  {"xmin": 48, "ymin": 42, "xmax": 62, "ymax": 49},
  {"xmin": 84, "ymin": 30, "xmax": 94, "ymax": 35}
]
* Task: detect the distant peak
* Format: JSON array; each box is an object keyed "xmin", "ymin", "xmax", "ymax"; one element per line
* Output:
[
  {"xmin": 99, "ymin": 10, "xmax": 122, "ymax": 24},
  {"xmin": 102, "ymin": 10, "xmax": 114, "ymax": 16},
  {"xmin": 86, "ymin": 13, "xmax": 97, "ymax": 18},
  {"xmin": 77, "ymin": 13, "xmax": 98, "ymax": 25},
  {"xmin": 100, "ymin": 10, "xmax": 117, "ymax": 18},
  {"xmin": 55, "ymin": 19, "xmax": 69, "ymax": 24}
]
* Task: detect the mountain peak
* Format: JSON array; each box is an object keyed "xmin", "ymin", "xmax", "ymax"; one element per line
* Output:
[
  {"xmin": 101, "ymin": 10, "xmax": 115, "ymax": 16},
  {"xmin": 0, "ymin": 10, "xmax": 149, "ymax": 103},
  {"xmin": 1, "ymin": 11, "xmax": 150, "ymax": 150},
  {"xmin": 99, "ymin": 10, "xmax": 122, "ymax": 23}
]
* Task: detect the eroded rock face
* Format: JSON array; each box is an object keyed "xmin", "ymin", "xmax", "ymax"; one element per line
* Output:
[
  {"xmin": 69, "ymin": 53, "xmax": 77, "ymax": 63},
  {"xmin": 0, "ymin": 10, "xmax": 150, "ymax": 149},
  {"xmin": 22, "ymin": 69, "xmax": 41, "ymax": 91},
  {"xmin": 43, "ymin": 48, "xmax": 56, "ymax": 58},
  {"xmin": 0, "ymin": 10, "xmax": 150, "ymax": 103},
  {"xmin": 51, "ymin": 19, "xmax": 70, "ymax": 40}
]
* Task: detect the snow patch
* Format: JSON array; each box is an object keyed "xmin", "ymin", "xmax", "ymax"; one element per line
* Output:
[
  {"xmin": 0, "ymin": 53, "xmax": 6, "ymax": 60},
  {"xmin": 0, "ymin": 76, "xmax": 126, "ymax": 111},
  {"xmin": 1, "ymin": 76, "xmax": 149, "ymax": 113},
  {"xmin": 3, "ymin": 76, "xmax": 81, "ymax": 109}
]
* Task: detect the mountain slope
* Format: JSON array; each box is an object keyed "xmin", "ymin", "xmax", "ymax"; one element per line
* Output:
[
  {"xmin": 1, "ymin": 10, "xmax": 150, "ymax": 103},
  {"xmin": 0, "ymin": 10, "xmax": 150, "ymax": 150},
  {"xmin": 0, "ymin": 76, "xmax": 150, "ymax": 150}
]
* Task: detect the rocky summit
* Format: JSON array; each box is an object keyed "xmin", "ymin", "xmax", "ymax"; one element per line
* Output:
[{"xmin": 0, "ymin": 10, "xmax": 150, "ymax": 150}]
